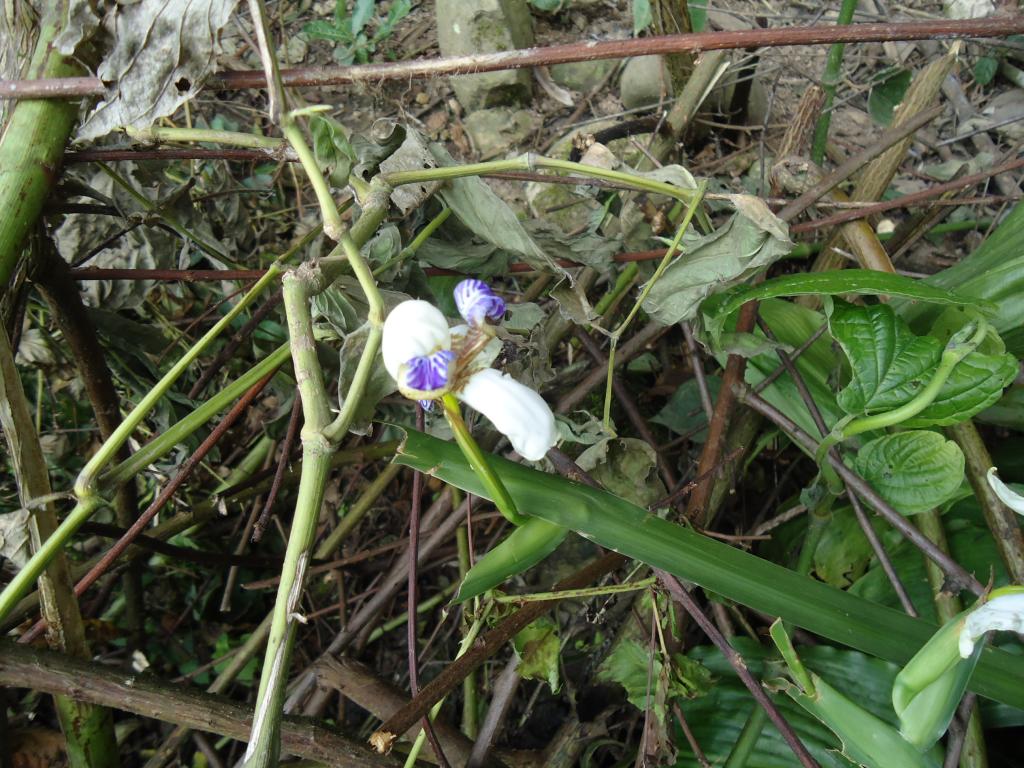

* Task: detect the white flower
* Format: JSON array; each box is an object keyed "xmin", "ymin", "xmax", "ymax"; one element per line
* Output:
[
  {"xmin": 381, "ymin": 289, "xmax": 558, "ymax": 462},
  {"xmin": 459, "ymin": 368, "xmax": 558, "ymax": 461},
  {"xmin": 959, "ymin": 588, "xmax": 1024, "ymax": 658},
  {"xmin": 986, "ymin": 467, "xmax": 1024, "ymax": 516}
]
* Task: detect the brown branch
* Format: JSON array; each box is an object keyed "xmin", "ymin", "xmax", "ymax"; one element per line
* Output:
[
  {"xmin": 369, "ymin": 552, "xmax": 627, "ymax": 753},
  {"xmin": 7, "ymin": 18, "xmax": 1024, "ymax": 99},
  {"xmin": 685, "ymin": 299, "xmax": 759, "ymax": 527},
  {"xmin": 0, "ymin": 640, "xmax": 396, "ymax": 768}
]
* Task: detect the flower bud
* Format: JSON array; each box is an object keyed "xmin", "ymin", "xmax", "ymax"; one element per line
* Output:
[
  {"xmin": 458, "ymin": 368, "xmax": 557, "ymax": 461},
  {"xmin": 454, "ymin": 279, "xmax": 505, "ymax": 326}
]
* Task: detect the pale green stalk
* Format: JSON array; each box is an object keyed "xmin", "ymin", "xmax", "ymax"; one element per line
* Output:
[
  {"xmin": 592, "ymin": 262, "xmax": 639, "ymax": 319},
  {"xmin": 490, "ymin": 576, "xmax": 656, "ymax": 603},
  {"xmin": 456, "ymin": 525, "xmax": 479, "ymax": 739},
  {"xmin": 602, "ymin": 183, "xmax": 706, "ymax": 428},
  {"xmin": 724, "ymin": 706, "xmax": 768, "ymax": 768},
  {"xmin": 810, "ymin": 0, "xmax": 859, "ymax": 165},
  {"xmin": 383, "ymin": 155, "xmax": 697, "ymax": 204},
  {"xmin": 442, "ymin": 394, "xmax": 526, "ymax": 526},
  {"xmin": 98, "ymin": 162, "xmax": 229, "ymax": 261},
  {"xmin": 127, "ymin": 125, "xmax": 287, "ymax": 150},
  {"xmin": 373, "ymin": 206, "xmax": 451, "ymax": 277},
  {"xmin": 283, "ymin": 117, "xmax": 345, "ymax": 240}
]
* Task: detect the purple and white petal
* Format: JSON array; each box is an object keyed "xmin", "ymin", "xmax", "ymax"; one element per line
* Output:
[
  {"xmin": 454, "ymin": 279, "xmax": 505, "ymax": 326},
  {"xmin": 382, "ymin": 300, "xmax": 451, "ymax": 381},
  {"xmin": 403, "ymin": 349, "xmax": 455, "ymax": 392}
]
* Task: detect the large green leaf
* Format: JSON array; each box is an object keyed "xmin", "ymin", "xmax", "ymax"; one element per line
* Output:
[
  {"xmin": 393, "ymin": 428, "xmax": 1024, "ymax": 710},
  {"xmin": 828, "ymin": 301, "xmax": 1016, "ymax": 426},
  {"xmin": 702, "ymin": 270, "xmax": 991, "ymax": 348},
  {"xmin": 853, "ymin": 432, "xmax": 965, "ymax": 516}
]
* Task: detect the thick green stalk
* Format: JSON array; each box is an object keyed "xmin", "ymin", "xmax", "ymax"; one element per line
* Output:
[
  {"xmin": 0, "ymin": 8, "xmax": 82, "ymax": 289},
  {"xmin": 724, "ymin": 706, "xmax": 768, "ymax": 768},
  {"xmin": 245, "ymin": 268, "xmax": 336, "ymax": 768},
  {"xmin": 810, "ymin": 0, "xmax": 858, "ymax": 164},
  {"xmin": 0, "ymin": 325, "xmax": 119, "ymax": 767}
]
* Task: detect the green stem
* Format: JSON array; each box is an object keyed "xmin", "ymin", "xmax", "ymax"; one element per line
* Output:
[
  {"xmin": 442, "ymin": 394, "xmax": 527, "ymax": 526},
  {"xmin": 769, "ymin": 620, "xmax": 816, "ymax": 696},
  {"xmin": 372, "ymin": 206, "xmax": 451, "ymax": 277},
  {"xmin": 365, "ymin": 583, "xmax": 458, "ymax": 644},
  {"xmin": 283, "ymin": 117, "xmax": 345, "ymax": 240},
  {"xmin": 810, "ymin": 0, "xmax": 858, "ymax": 165},
  {"xmin": 98, "ymin": 162, "xmax": 229, "ymax": 261},
  {"xmin": 490, "ymin": 576, "xmax": 656, "ymax": 603},
  {"xmin": 0, "ymin": 6, "xmax": 82, "ymax": 289},
  {"xmin": 127, "ymin": 125, "xmax": 286, "ymax": 150},
  {"xmin": 456, "ymin": 525, "xmax": 479, "ymax": 740},
  {"xmin": 601, "ymin": 182, "xmax": 706, "ymax": 429},
  {"xmin": 102, "ymin": 344, "xmax": 291, "ymax": 487},
  {"xmin": 724, "ymin": 706, "xmax": 768, "ymax": 768},
  {"xmin": 593, "ymin": 262, "xmax": 639, "ymax": 318},
  {"xmin": 383, "ymin": 154, "xmax": 696, "ymax": 204}
]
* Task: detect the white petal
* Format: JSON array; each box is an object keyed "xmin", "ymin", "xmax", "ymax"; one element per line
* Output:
[
  {"xmin": 458, "ymin": 368, "xmax": 557, "ymax": 461},
  {"xmin": 959, "ymin": 589, "xmax": 1024, "ymax": 658},
  {"xmin": 987, "ymin": 467, "xmax": 1024, "ymax": 516},
  {"xmin": 381, "ymin": 300, "xmax": 451, "ymax": 380}
]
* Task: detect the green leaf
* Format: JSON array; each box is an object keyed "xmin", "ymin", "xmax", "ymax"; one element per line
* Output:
[
  {"xmin": 632, "ymin": 0, "xmax": 653, "ymax": 34},
  {"xmin": 577, "ymin": 438, "xmax": 666, "ymax": 508},
  {"xmin": 828, "ymin": 301, "xmax": 1016, "ymax": 425},
  {"xmin": 309, "ymin": 114, "xmax": 355, "ymax": 185},
  {"xmin": 702, "ymin": 270, "xmax": 987, "ymax": 349},
  {"xmin": 651, "ymin": 376, "xmax": 721, "ymax": 441},
  {"xmin": 829, "ymin": 300, "xmax": 941, "ymax": 415},
  {"xmin": 350, "ymin": 0, "xmax": 376, "ymax": 36},
  {"xmin": 394, "ymin": 428, "xmax": 1024, "ymax": 711},
  {"xmin": 513, "ymin": 616, "xmax": 560, "ymax": 691},
  {"xmin": 303, "ymin": 19, "xmax": 352, "ymax": 43},
  {"xmin": 854, "ymin": 431, "xmax": 965, "ymax": 516},
  {"xmin": 688, "ymin": 0, "xmax": 708, "ymax": 32},
  {"xmin": 868, "ymin": 69, "xmax": 912, "ymax": 125},
  {"xmin": 780, "ymin": 672, "xmax": 938, "ymax": 768},
  {"xmin": 642, "ymin": 195, "xmax": 792, "ymax": 326},
  {"xmin": 456, "ymin": 517, "xmax": 568, "ymax": 602},
  {"xmin": 529, "ymin": 0, "xmax": 563, "ymax": 10},
  {"xmin": 598, "ymin": 638, "xmax": 667, "ymax": 715},
  {"xmin": 974, "ymin": 56, "xmax": 999, "ymax": 86},
  {"xmin": 813, "ymin": 506, "xmax": 882, "ymax": 588}
]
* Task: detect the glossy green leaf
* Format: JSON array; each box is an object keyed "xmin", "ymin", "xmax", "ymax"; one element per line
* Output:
[
  {"xmin": 394, "ymin": 428, "xmax": 1024, "ymax": 710},
  {"xmin": 974, "ymin": 56, "xmax": 999, "ymax": 86},
  {"xmin": 898, "ymin": 201, "xmax": 1024, "ymax": 355},
  {"xmin": 828, "ymin": 301, "xmax": 1016, "ymax": 426},
  {"xmin": 456, "ymin": 517, "xmax": 568, "ymax": 602},
  {"xmin": 781, "ymin": 673, "xmax": 938, "ymax": 768},
  {"xmin": 854, "ymin": 432, "xmax": 965, "ymax": 516},
  {"xmin": 703, "ymin": 270, "xmax": 990, "ymax": 348}
]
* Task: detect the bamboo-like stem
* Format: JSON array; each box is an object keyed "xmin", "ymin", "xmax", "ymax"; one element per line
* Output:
[
  {"xmin": 0, "ymin": 325, "xmax": 120, "ymax": 767},
  {"xmin": 127, "ymin": 125, "xmax": 287, "ymax": 151},
  {"xmin": 809, "ymin": 0, "xmax": 858, "ymax": 164},
  {"xmin": 0, "ymin": 7, "xmax": 82, "ymax": 289}
]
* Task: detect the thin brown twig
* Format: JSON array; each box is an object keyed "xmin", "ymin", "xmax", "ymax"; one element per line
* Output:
[
  {"xmin": 656, "ymin": 572, "xmax": 820, "ymax": 768},
  {"xmin": 7, "ymin": 17, "xmax": 1024, "ymax": 99},
  {"xmin": 252, "ymin": 392, "xmax": 303, "ymax": 543}
]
